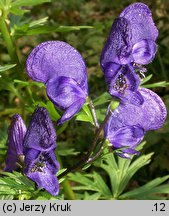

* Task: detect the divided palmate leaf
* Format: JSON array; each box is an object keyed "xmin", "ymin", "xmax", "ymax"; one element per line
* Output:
[
  {"xmin": 120, "ymin": 175, "xmax": 169, "ymax": 199},
  {"xmin": 68, "ymin": 172, "xmax": 112, "ymax": 199}
]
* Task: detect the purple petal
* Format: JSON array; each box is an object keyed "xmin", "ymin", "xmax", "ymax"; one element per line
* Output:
[
  {"xmin": 122, "ymin": 148, "xmax": 140, "ymax": 155},
  {"xmin": 4, "ymin": 114, "xmax": 26, "ymax": 172},
  {"xmin": 46, "ymin": 76, "xmax": 87, "ymax": 109},
  {"xmin": 46, "ymin": 76, "xmax": 87, "ymax": 124},
  {"xmin": 57, "ymin": 98, "xmax": 86, "ymax": 125},
  {"xmin": 106, "ymin": 64, "xmax": 143, "ymax": 105},
  {"xmin": 115, "ymin": 152, "xmax": 132, "ymax": 159},
  {"xmin": 105, "ymin": 87, "xmax": 167, "ymax": 134},
  {"xmin": 119, "ymin": 3, "xmax": 158, "ymax": 44},
  {"xmin": 116, "ymin": 148, "xmax": 140, "ymax": 159},
  {"xmin": 24, "ymin": 149, "xmax": 60, "ymax": 196},
  {"xmin": 132, "ymin": 39, "xmax": 157, "ymax": 65},
  {"xmin": 23, "ymin": 107, "xmax": 56, "ymax": 151},
  {"xmin": 100, "ymin": 17, "xmax": 132, "ymax": 67},
  {"xmin": 26, "ymin": 41, "xmax": 87, "ymax": 87},
  {"xmin": 108, "ymin": 126, "xmax": 144, "ymax": 149}
]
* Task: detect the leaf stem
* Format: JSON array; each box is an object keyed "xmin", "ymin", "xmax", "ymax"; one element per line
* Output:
[{"xmin": 88, "ymin": 97, "xmax": 99, "ymax": 128}]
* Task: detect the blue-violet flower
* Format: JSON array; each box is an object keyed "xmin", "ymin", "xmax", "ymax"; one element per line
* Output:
[
  {"xmin": 104, "ymin": 88, "xmax": 167, "ymax": 158},
  {"xmin": 100, "ymin": 3, "xmax": 158, "ymax": 104},
  {"xmin": 26, "ymin": 41, "xmax": 88, "ymax": 124}
]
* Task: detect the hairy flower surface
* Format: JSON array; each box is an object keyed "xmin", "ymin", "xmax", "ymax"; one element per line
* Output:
[
  {"xmin": 4, "ymin": 114, "xmax": 26, "ymax": 172},
  {"xmin": 100, "ymin": 3, "xmax": 158, "ymax": 104},
  {"xmin": 26, "ymin": 41, "xmax": 88, "ymax": 124},
  {"xmin": 104, "ymin": 88, "xmax": 167, "ymax": 158}
]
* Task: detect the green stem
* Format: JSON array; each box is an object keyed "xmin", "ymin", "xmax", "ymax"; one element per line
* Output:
[
  {"xmin": 58, "ymin": 109, "xmax": 112, "ymax": 179},
  {"xmin": 57, "ymin": 154, "xmax": 76, "ymax": 200},
  {"xmin": 0, "ymin": 13, "xmax": 25, "ymax": 82},
  {"xmin": 0, "ymin": 18, "xmax": 20, "ymax": 65},
  {"xmin": 88, "ymin": 97, "xmax": 99, "ymax": 128}
]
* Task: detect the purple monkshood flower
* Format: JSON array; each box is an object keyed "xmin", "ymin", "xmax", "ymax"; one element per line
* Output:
[
  {"xmin": 26, "ymin": 41, "xmax": 88, "ymax": 125},
  {"xmin": 4, "ymin": 107, "xmax": 60, "ymax": 196},
  {"xmin": 104, "ymin": 88, "xmax": 167, "ymax": 159},
  {"xmin": 4, "ymin": 114, "xmax": 26, "ymax": 172},
  {"xmin": 100, "ymin": 3, "xmax": 158, "ymax": 104}
]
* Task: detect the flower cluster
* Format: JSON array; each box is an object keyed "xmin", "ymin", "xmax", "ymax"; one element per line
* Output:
[
  {"xmin": 4, "ymin": 107, "xmax": 60, "ymax": 196},
  {"xmin": 26, "ymin": 41, "xmax": 88, "ymax": 125},
  {"xmin": 101, "ymin": 3, "xmax": 167, "ymax": 158}
]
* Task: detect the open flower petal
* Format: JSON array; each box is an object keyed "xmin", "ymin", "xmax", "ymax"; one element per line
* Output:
[
  {"xmin": 105, "ymin": 88, "xmax": 167, "ymax": 158},
  {"xmin": 119, "ymin": 2, "xmax": 158, "ymax": 44},
  {"xmin": 105, "ymin": 88, "xmax": 167, "ymax": 134},
  {"xmin": 107, "ymin": 126, "xmax": 144, "ymax": 149},
  {"xmin": 46, "ymin": 76, "xmax": 87, "ymax": 124},
  {"xmin": 24, "ymin": 149, "xmax": 60, "ymax": 196},
  {"xmin": 132, "ymin": 39, "xmax": 157, "ymax": 65},
  {"xmin": 26, "ymin": 41, "xmax": 88, "ymax": 87},
  {"xmin": 57, "ymin": 98, "xmax": 86, "ymax": 125},
  {"xmin": 106, "ymin": 64, "xmax": 143, "ymax": 105}
]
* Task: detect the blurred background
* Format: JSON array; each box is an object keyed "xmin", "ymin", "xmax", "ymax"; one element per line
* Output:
[{"xmin": 0, "ymin": 0, "xmax": 169, "ymax": 192}]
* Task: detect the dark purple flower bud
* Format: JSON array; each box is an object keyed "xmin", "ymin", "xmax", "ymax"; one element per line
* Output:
[
  {"xmin": 23, "ymin": 107, "xmax": 60, "ymax": 195},
  {"xmin": 4, "ymin": 114, "xmax": 26, "ymax": 172},
  {"xmin": 24, "ymin": 107, "xmax": 57, "ymax": 152},
  {"xmin": 26, "ymin": 41, "xmax": 88, "ymax": 124},
  {"xmin": 105, "ymin": 88, "xmax": 167, "ymax": 158}
]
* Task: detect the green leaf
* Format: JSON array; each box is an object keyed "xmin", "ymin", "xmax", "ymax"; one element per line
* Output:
[
  {"xmin": 117, "ymin": 153, "xmax": 154, "ymax": 196},
  {"xmin": 0, "ymin": 195, "xmax": 14, "ymax": 200},
  {"xmin": 11, "ymin": 0, "xmax": 51, "ymax": 7},
  {"xmin": 69, "ymin": 171, "xmax": 112, "ymax": 199},
  {"xmin": 76, "ymin": 103, "xmax": 93, "ymax": 124},
  {"xmin": 83, "ymin": 192, "xmax": 101, "ymax": 200},
  {"xmin": 29, "ymin": 17, "xmax": 48, "ymax": 28},
  {"xmin": 93, "ymin": 92, "xmax": 112, "ymax": 106},
  {"xmin": 120, "ymin": 175, "xmax": 169, "ymax": 199},
  {"xmin": 33, "ymin": 100, "xmax": 60, "ymax": 121},
  {"xmin": 57, "ymin": 147, "xmax": 79, "ymax": 156},
  {"xmin": 14, "ymin": 25, "xmax": 93, "ymax": 37},
  {"xmin": 10, "ymin": 7, "xmax": 29, "ymax": 15},
  {"xmin": 0, "ymin": 64, "xmax": 16, "ymax": 73},
  {"xmin": 141, "ymin": 74, "xmax": 153, "ymax": 85},
  {"xmin": 14, "ymin": 79, "xmax": 44, "ymax": 88},
  {"xmin": 142, "ymin": 81, "xmax": 169, "ymax": 88}
]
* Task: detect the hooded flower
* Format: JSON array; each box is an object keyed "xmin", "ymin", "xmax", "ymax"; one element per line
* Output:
[
  {"xmin": 4, "ymin": 114, "xmax": 26, "ymax": 172},
  {"xmin": 104, "ymin": 88, "xmax": 167, "ymax": 158},
  {"xmin": 26, "ymin": 41, "xmax": 88, "ymax": 124},
  {"xmin": 4, "ymin": 107, "xmax": 60, "ymax": 196},
  {"xmin": 100, "ymin": 3, "xmax": 158, "ymax": 104}
]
